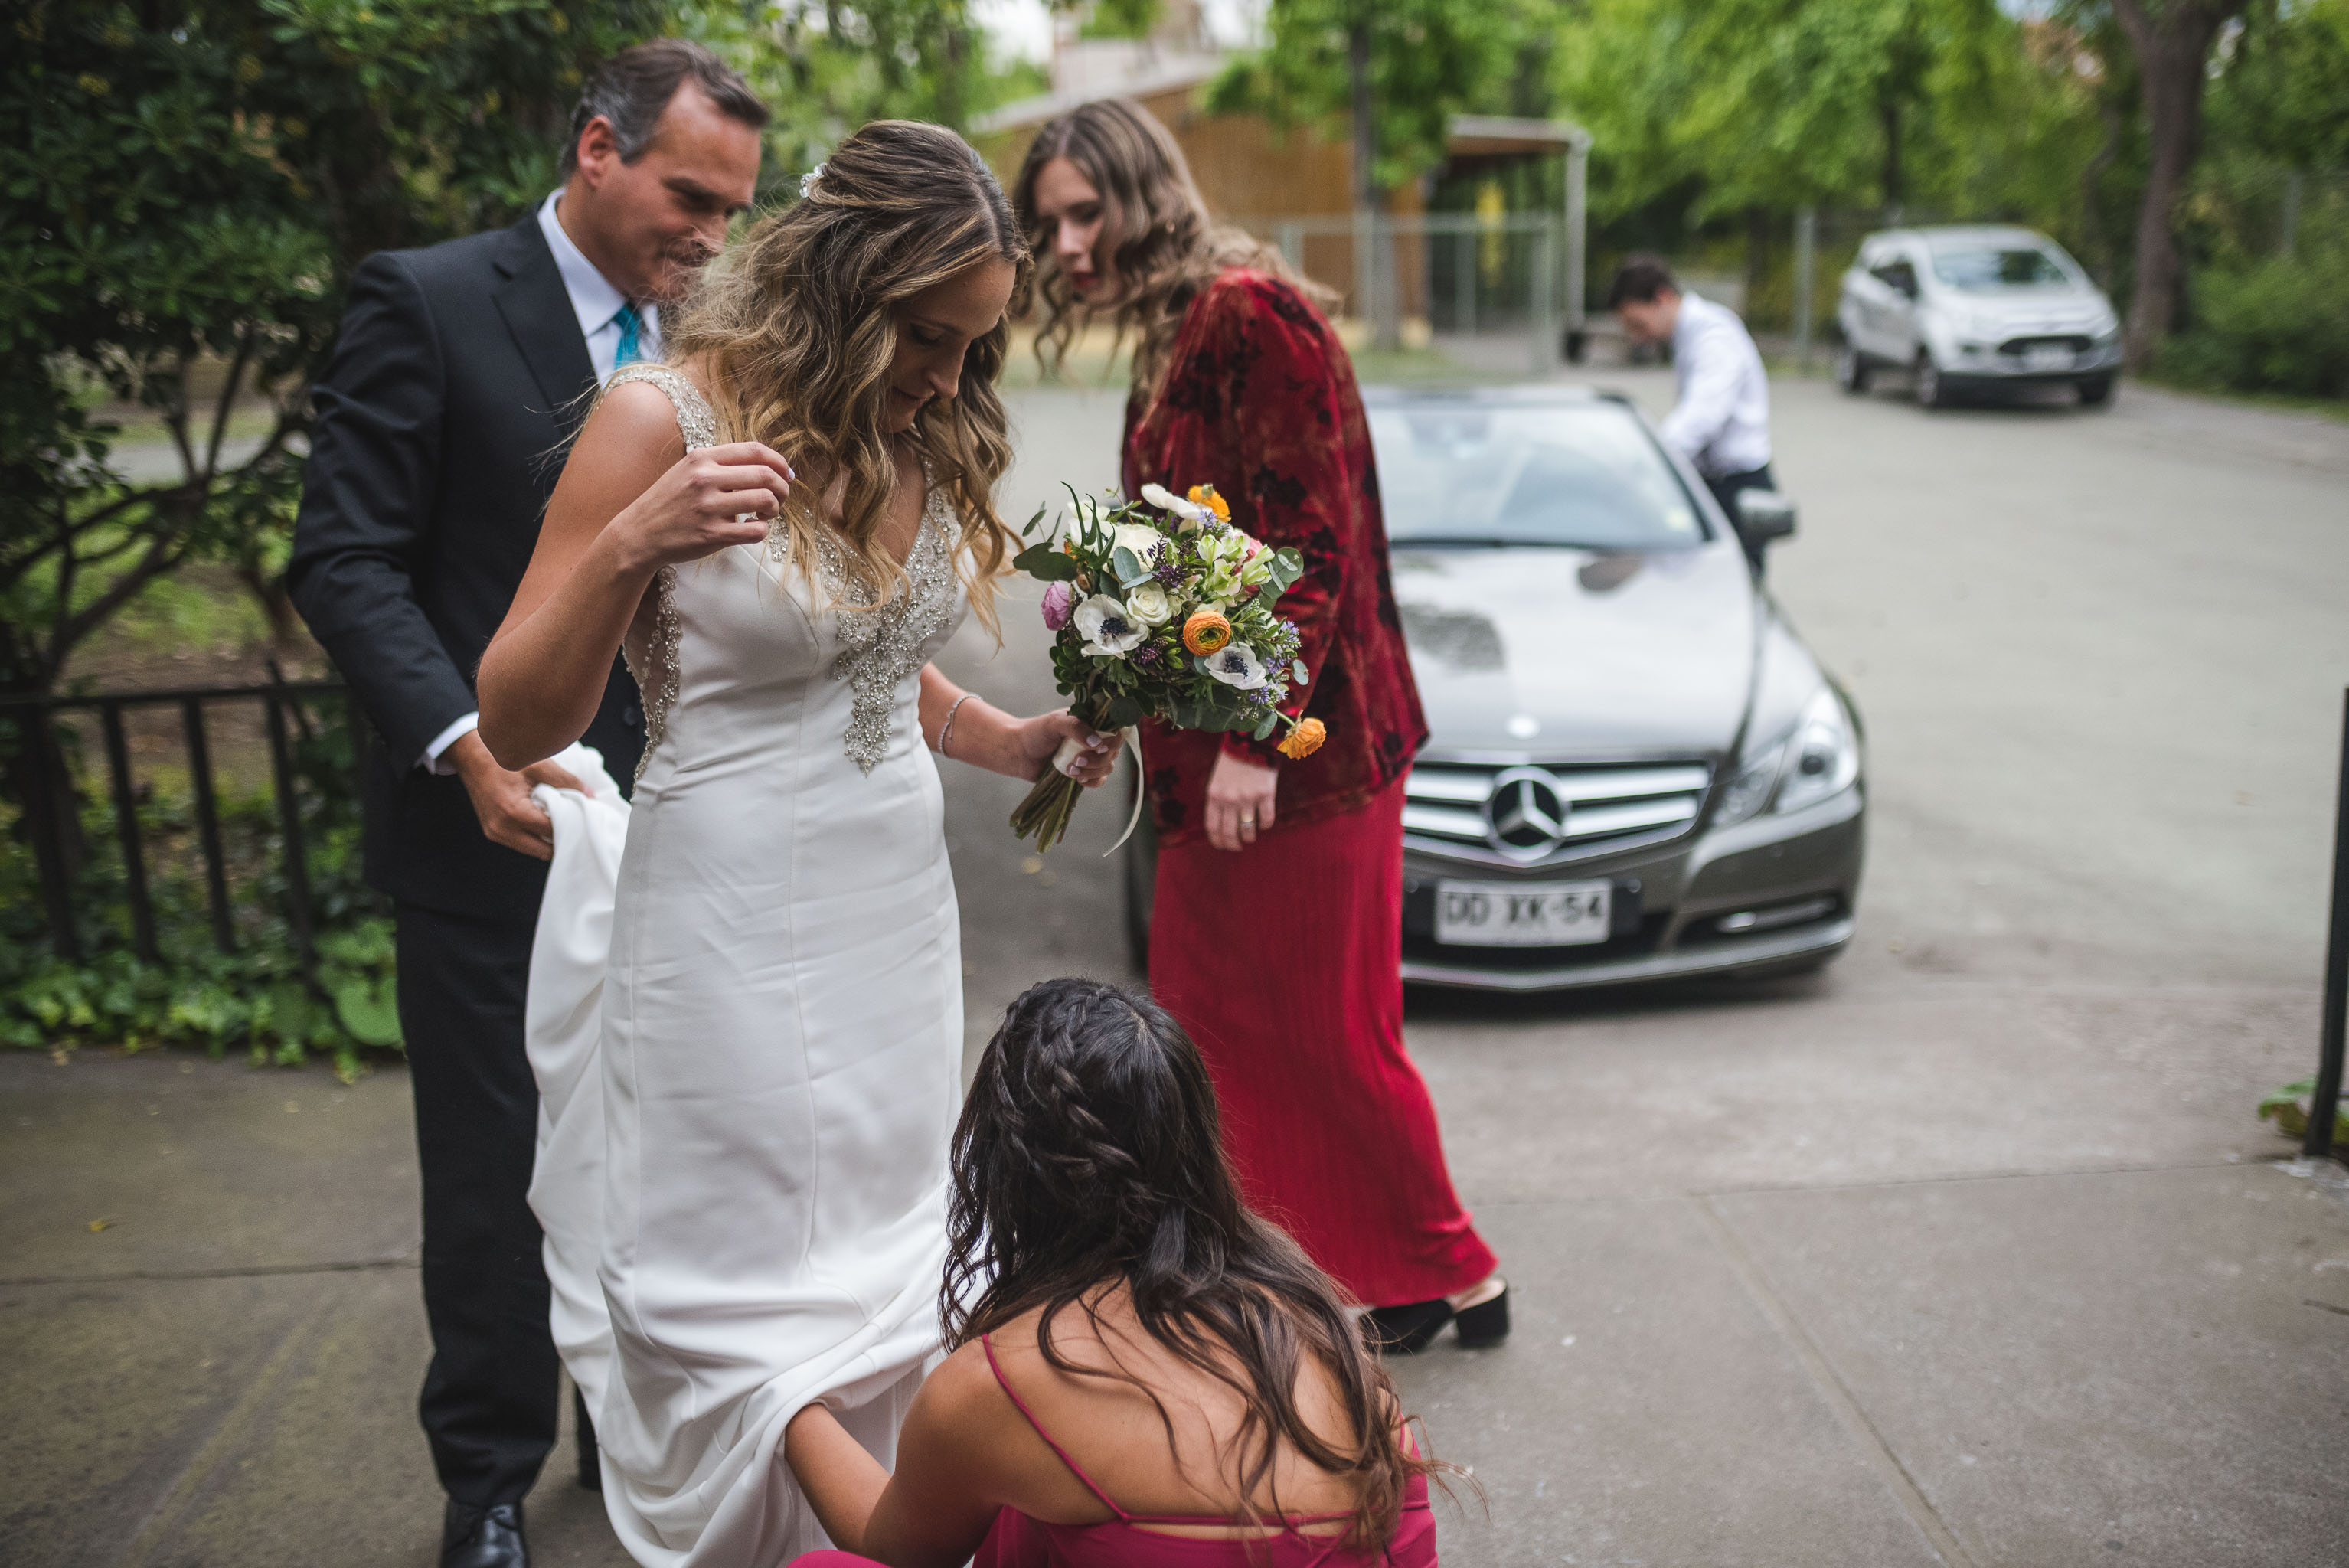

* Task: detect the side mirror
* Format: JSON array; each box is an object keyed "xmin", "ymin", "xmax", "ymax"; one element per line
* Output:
[{"xmin": 1736, "ymin": 489, "xmax": 1798, "ymax": 546}]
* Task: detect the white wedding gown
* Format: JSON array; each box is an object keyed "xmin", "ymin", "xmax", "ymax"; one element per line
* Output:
[{"xmin": 524, "ymin": 364, "xmax": 967, "ymax": 1566}]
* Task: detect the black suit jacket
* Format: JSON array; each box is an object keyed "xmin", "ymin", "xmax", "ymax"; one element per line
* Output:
[{"xmin": 289, "ymin": 212, "xmax": 645, "ymax": 922}]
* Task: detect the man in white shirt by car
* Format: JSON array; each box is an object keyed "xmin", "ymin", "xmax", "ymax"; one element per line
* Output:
[{"xmin": 1610, "ymin": 254, "xmax": 1776, "ymax": 571}]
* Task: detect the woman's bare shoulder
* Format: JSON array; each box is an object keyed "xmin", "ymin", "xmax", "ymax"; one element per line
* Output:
[{"xmin": 590, "ymin": 378, "xmax": 694, "ymax": 452}]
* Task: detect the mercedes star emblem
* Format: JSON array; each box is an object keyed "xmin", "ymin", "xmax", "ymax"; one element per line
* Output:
[{"xmin": 1485, "ymin": 766, "xmax": 1570, "ymax": 861}]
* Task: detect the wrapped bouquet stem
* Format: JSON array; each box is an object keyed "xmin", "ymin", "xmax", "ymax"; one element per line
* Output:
[{"xmin": 1009, "ymin": 483, "xmax": 1328, "ymax": 853}]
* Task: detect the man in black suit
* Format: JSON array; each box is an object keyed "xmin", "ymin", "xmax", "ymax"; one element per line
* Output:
[{"xmin": 288, "ymin": 41, "xmax": 763, "ymax": 1568}]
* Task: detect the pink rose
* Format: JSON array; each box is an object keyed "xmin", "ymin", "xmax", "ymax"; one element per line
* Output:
[{"xmin": 1041, "ymin": 579, "xmax": 1076, "ymax": 631}]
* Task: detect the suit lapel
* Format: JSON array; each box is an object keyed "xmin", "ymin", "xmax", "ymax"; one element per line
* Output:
[{"xmin": 491, "ymin": 214, "xmax": 598, "ymax": 430}]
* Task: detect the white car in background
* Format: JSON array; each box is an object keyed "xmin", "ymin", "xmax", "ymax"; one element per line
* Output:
[{"xmin": 1836, "ymin": 225, "xmax": 2122, "ymax": 409}]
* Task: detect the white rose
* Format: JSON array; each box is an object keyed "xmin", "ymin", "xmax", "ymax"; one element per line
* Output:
[
  {"xmin": 1072, "ymin": 593, "xmax": 1148, "ymax": 658},
  {"xmin": 1124, "ymin": 581, "xmax": 1174, "ymax": 625},
  {"xmin": 1112, "ymin": 522, "xmax": 1166, "ymax": 562}
]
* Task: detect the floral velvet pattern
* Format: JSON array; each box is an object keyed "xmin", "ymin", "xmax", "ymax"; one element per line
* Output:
[{"xmin": 1122, "ymin": 269, "xmax": 1429, "ymax": 849}]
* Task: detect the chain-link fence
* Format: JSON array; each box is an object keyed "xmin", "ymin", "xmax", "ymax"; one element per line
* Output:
[{"xmin": 1232, "ymin": 212, "xmax": 1586, "ymax": 375}]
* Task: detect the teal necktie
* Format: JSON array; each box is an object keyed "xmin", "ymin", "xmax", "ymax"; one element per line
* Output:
[{"xmin": 613, "ymin": 301, "xmax": 646, "ymax": 368}]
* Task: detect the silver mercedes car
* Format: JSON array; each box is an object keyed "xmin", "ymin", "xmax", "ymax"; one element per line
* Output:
[{"xmin": 1127, "ymin": 385, "xmax": 1866, "ymax": 993}]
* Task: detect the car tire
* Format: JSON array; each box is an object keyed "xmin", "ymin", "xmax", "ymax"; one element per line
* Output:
[
  {"xmin": 1914, "ymin": 352, "xmax": 1952, "ymax": 410},
  {"xmin": 2077, "ymin": 373, "xmax": 2115, "ymax": 407},
  {"xmin": 1835, "ymin": 344, "xmax": 1870, "ymax": 394}
]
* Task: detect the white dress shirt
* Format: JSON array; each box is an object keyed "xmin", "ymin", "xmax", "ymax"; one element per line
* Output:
[
  {"xmin": 1658, "ymin": 292, "xmax": 1772, "ymax": 479},
  {"xmin": 420, "ymin": 192, "xmax": 659, "ymax": 773}
]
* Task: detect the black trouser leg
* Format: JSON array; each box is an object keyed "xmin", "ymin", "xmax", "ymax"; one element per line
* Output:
[
  {"xmin": 575, "ymin": 1384, "xmax": 602, "ymax": 1491},
  {"xmin": 396, "ymin": 901, "xmax": 559, "ymax": 1508},
  {"xmin": 1707, "ymin": 463, "xmax": 1778, "ymax": 576}
]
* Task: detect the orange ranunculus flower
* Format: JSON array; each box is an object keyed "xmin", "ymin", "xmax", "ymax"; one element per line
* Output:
[
  {"xmin": 1277, "ymin": 718, "xmax": 1328, "ymax": 760},
  {"xmin": 1181, "ymin": 610, "xmax": 1233, "ymax": 655},
  {"xmin": 1188, "ymin": 483, "xmax": 1231, "ymax": 523}
]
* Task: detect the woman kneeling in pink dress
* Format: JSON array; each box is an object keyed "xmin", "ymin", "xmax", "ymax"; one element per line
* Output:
[{"xmin": 780, "ymin": 978, "xmax": 1446, "ymax": 1568}]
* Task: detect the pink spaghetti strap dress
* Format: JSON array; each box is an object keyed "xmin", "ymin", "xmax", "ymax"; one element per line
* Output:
[{"xmin": 790, "ymin": 1336, "xmax": 1437, "ymax": 1568}]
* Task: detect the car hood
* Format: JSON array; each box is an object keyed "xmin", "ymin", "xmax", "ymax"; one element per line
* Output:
[
  {"xmin": 1390, "ymin": 544, "xmax": 1756, "ymax": 757},
  {"xmin": 1923, "ymin": 287, "xmax": 2112, "ymax": 334}
]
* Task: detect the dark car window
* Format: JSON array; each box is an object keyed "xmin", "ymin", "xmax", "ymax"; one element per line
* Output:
[
  {"xmin": 1870, "ymin": 260, "xmax": 1918, "ymax": 296},
  {"xmin": 1370, "ymin": 403, "xmax": 1710, "ymax": 550},
  {"xmin": 1929, "ymin": 244, "xmax": 2075, "ymax": 290}
]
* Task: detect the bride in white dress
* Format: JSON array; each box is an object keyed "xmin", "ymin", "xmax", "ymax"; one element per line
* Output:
[{"xmin": 473, "ymin": 121, "xmax": 1115, "ymax": 1566}]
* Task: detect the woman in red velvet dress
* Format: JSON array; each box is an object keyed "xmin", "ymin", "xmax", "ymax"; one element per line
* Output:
[{"xmin": 1011, "ymin": 100, "xmax": 1505, "ymax": 1351}]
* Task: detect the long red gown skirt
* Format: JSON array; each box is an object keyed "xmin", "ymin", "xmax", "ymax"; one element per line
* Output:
[{"xmin": 1148, "ymin": 776, "xmax": 1497, "ymax": 1308}]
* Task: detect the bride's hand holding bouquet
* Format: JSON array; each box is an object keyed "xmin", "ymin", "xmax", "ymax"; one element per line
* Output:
[{"xmin": 1010, "ymin": 482, "xmax": 1328, "ymax": 851}]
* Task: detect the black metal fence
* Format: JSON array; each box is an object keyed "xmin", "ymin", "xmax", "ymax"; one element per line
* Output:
[{"xmin": 1, "ymin": 670, "xmax": 349, "ymax": 967}]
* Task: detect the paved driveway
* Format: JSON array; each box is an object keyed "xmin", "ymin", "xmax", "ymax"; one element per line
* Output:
[{"xmin": 5, "ymin": 374, "xmax": 2347, "ymax": 1566}]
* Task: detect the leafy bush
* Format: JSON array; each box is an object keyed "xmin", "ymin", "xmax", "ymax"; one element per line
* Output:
[
  {"xmin": 2159, "ymin": 228, "xmax": 2349, "ymax": 399},
  {"xmin": 0, "ymin": 699, "xmax": 397, "ymax": 1080}
]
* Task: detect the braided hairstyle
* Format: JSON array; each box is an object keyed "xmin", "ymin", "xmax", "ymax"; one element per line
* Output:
[{"xmin": 944, "ymin": 977, "xmax": 1434, "ymax": 1550}]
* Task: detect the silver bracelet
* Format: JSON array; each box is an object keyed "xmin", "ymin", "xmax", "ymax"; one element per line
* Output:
[{"xmin": 936, "ymin": 693, "xmax": 978, "ymax": 759}]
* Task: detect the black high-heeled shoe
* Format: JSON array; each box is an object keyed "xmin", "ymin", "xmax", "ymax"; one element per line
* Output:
[
  {"xmin": 1455, "ymin": 1283, "xmax": 1511, "ymax": 1348},
  {"xmin": 1362, "ymin": 1284, "xmax": 1511, "ymax": 1354},
  {"xmin": 1361, "ymin": 1297, "xmax": 1454, "ymax": 1354}
]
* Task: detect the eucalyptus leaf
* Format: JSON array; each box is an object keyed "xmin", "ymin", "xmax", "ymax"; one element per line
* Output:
[{"xmin": 1013, "ymin": 542, "xmax": 1080, "ymax": 580}]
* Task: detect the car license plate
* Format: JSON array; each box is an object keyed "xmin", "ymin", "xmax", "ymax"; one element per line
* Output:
[
  {"xmin": 1435, "ymin": 880, "xmax": 1611, "ymax": 946},
  {"xmin": 2023, "ymin": 344, "xmax": 2073, "ymax": 371}
]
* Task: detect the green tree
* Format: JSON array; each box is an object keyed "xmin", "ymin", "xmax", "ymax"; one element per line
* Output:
[
  {"xmin": 1211, "ymin": 0, "xmax": 1536, "ymax": 198},
  {"xmin": 2092, "ymin": 0, "xmax": 2253, "ymax": 366},
  {"xmin": 2208, "ymin": 0, "xmax": 2349, "ymax": 171},
  {"xmin": 2, "ymin": 1, "xmax": 675, "ymax": 710},
  {"xmin": 1553, "ymin": 0, "xmax": 2025, "ymax": 224}
]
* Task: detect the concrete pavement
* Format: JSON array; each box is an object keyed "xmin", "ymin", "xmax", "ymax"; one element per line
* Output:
[{"xmin": 7, "ymin": 372, "xmax": 2349, "ymax": 1566}]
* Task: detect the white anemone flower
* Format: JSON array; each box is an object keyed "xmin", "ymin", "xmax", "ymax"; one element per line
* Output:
[
  {"xmin": 1073, "ymin": 593, "xmax": 1148, "ymax": 658},
  {"xmin": 1124, "ymin": 581, "xmax": 1175, "ymax": 626},
  {"xmin": 1139, "ymin": 483, "xmax": 1215, "ymax": 530},
  {"xmin": 1202, "ymin": 642, "xmax": 1269, "ymax": 690}
]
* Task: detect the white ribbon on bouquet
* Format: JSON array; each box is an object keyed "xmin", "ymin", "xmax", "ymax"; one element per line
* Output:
[{"xmin": 1050, "ymin": 725, "xmax": 1146, "ymax": 855}]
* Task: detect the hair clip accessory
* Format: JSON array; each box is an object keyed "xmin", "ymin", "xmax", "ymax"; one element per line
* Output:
[{"xmin": 799, "ymin": 163, "xmax": 825, "ymax": 200}]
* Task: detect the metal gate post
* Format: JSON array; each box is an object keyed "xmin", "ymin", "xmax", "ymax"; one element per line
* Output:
[
  {"xmin": 1793, "ymin": 206, "xmax": 1818, "ymax": 372},
  {"xmin": 2303, "ymin": 688, "xmax": 2349, "ymax": 1160},
  {"xmin": 1563, "ymin": 129, "xmax": 1590, "ymax": 361},
  {"xmin": 1531, "ymin": 223, "xmax": 1557, "ymax": 376},
  {"xmin": 13, "ymin": 707, "xmax": 81, "ymax": 960}
]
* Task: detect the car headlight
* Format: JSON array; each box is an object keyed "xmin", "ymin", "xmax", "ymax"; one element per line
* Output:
[
  {"xmin": 1776, "ymin": 688, "xmax": 1861, "ymax": 814},
  {"xmin": 1712, "ymin": 688, "xmax": 1860, "ymax": 827}
]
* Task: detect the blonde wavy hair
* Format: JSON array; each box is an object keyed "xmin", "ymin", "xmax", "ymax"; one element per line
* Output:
[
  {"xmin": 1010, "ymin": 98, "xmax": 1337, "ymax": 402},
  {"xmin": 668, "ymin": 119, "xmax": 1030, "ymax": 631}
]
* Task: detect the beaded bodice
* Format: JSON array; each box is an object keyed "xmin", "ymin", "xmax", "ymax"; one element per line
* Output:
[{"xmin": 604, "ymin": 363, "xmax": 961, "ymax": 778}]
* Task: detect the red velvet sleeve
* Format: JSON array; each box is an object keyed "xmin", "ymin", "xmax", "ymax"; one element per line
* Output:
[{"xmin": 1197, "ymin": 280, "xmax": 1357, "ymax": 766}]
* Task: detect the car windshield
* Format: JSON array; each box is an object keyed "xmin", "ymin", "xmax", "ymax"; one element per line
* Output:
[
  {"xmin": 1929, "ymin": 243, "xmax": 2075, "ymax": 291},
  {"xmin": 1370, "ymin": 402, "xmax": 1708, "ymax": 550}
]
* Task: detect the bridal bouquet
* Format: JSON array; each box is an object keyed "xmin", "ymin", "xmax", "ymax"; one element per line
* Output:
[{"xmin": 1009, "ymin": 482, "xmax": 1328, "ymax": 851}]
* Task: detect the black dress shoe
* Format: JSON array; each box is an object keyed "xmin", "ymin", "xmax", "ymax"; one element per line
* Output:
[{"xmin": 443, "ymin": 1499, "xmax": 528, "ymax": 1568}]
